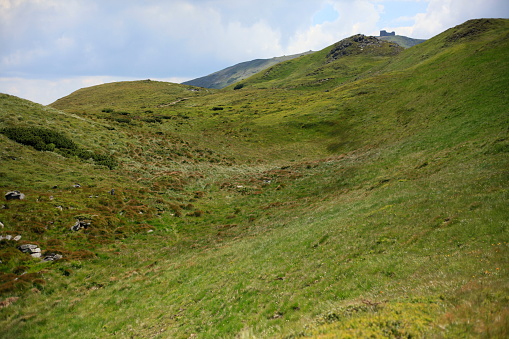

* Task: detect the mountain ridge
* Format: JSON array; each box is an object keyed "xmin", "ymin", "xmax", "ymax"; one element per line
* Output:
[{"xmin": 182, "ymin": 35, "xmax": 424, "ymax": 89}]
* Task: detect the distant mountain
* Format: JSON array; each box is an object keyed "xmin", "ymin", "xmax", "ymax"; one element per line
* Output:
[
  {"xmin": 182, "ymin": 52, "xmax": 314, "ymax": 89},
  {"xmin": 376, "ymin": 35, "xmax": 426, "ymax": 48}
]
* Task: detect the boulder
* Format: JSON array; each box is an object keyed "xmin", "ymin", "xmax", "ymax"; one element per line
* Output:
[
  {"xmin": 18, "ymin": 244, "xmax": 39, "ymax": 253},
  {"xmin": 18, "ymin": 244, "xmax": 44, "ymax": 258},
  {"xmin": 70, "ymin": 220, "xmax": 90, "ymax": 231},
  {"xmin": 43, "ymin": 253, "xmax": 63, "ymax": 261},
  {"xmin": 5, "ymin": 191, "xmax": 25, "ymax": 201}
]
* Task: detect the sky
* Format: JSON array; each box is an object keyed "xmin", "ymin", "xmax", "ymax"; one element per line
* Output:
[{"xmin": 1, "ymin": 0, "xmax": 508, "ymax": 105}]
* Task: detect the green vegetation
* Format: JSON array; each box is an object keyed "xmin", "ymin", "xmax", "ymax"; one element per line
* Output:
[
  {"xmin": 0, "ymin": 126, "xmax": 78, "ymax": 151},
  {"xmin": 0, "ymin": 19, "xmax": 508, "ymax": 338},
  {"xmin": 0, "ymin": 126, "xmax": 117, "ymax": 169}
]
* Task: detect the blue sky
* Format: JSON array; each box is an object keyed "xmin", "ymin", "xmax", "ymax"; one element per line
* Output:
[{"xmin": 1, "ymin": 0, "xmax": 508, "ymax": 104}]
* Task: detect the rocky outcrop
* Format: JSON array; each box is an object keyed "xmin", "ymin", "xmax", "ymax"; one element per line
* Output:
[
  {"xmin": 0, "ymin": 234, "xmax": 21, "ymax": 241},
  {"xmin": 5, "ymin": 191, "xmax": 25, "ymax": 200},
  {"xmin": 327, "ymin": 34, "xmax": 403, "ymax": 63},
  {"xmin": 42, "ymin": 253, "xmax": 63, "ymax": 261},
  {"xmin": 12, "ymin": 241, "xmax": 62, "ymax": 261},
  {"xmin": 70, "ymin": 220, "xmax": 91, "ymax": 231},
  {"xmin": 18, "ymin": 244, "xmax": 42, "ymax": 258}
]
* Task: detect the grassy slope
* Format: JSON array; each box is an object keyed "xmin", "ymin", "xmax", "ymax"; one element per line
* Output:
[{"xmin": 0, "ymin": 19, "xmax": 508, "ymax": 338}]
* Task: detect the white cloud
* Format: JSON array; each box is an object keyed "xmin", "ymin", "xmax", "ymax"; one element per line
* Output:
[
  {"xmin": 402, "ymin": 0, "xmax": 509, "ymax": 38},
  {"xmin": 287, "ymin": 0, "xmax": 381, "ymax": 53}
]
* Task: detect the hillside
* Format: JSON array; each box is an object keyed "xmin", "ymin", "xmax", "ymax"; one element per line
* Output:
[
  {"xmin": 1, "ymin": 18, "xmax": 508, "ymax": 338},
  {"xmin": 182, "ymin": 52, "xmax": 314, "ymax": 89},
  {"xmin": 182, "ymin": 35, "xmax": 423, "ymax": 90},
  {"xmin": 237, "ymin": 34, "xmax": 404, "ymax": 91}
]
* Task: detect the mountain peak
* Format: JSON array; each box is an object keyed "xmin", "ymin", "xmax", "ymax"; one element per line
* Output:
[{"xmin": 327, "ymin": 34, "xmax": 403, "ymax": 62}]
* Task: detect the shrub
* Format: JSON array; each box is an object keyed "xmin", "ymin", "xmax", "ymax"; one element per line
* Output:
[
  {"xmin": 0, "ymin": 126, "xmax": 117, "ymax": 169},
  {"xmin": 114, "ymin": 117, "xmax": 131, "ymax": 124},
  {"xmin": 234, "ymin": 83, "xmax": 245, "ymax": 90},
  {"xmin": 0, "ymin": 126, "xmax": 78, "ymax": 151},
  {"xmin": 188, "ymin": 210, "xmax": 204, "ymax": 217}
]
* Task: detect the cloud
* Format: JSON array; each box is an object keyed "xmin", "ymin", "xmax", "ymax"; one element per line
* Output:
[
  {"xmin": 398, "ymin": 0, "xmax": 509, "ymax": 38},
  {"xmin": 287, "ymin": 1, "xmax": 381, "ymax": 53}
]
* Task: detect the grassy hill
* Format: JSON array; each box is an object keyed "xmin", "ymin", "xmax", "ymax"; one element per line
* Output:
[
  {"xmin": 182, "ymin": 52, "xmax": 314, "ymax": 89},
  {"xmin": 182, "ymin": 35, "xmax": 422, "ymax": 90},
  {"xmin": 0, "ymin": 18, "xmax": 508, "ymax": 338}
]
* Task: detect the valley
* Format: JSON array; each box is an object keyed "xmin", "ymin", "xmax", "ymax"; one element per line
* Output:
[{"xmin": 0, "ymin": 19, "xmax": 508, "ymax": 338}]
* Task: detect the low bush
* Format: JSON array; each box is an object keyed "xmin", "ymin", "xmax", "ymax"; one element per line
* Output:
[
  {"xmin": 0, "ymin": 126, "xmax": 117, "ymax": 169},
  {"xmin": 0, "ymin": 126, "xmax": 77, "ymax": 151}
]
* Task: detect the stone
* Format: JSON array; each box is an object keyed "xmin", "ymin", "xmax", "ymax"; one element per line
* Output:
[
  {"xmin": 18, "ymin": 243, "xmax": 43, "ymax": 258},
  {"xmin": 5, "ymin": 191, "xmax": 25, "ymax": 201},
  {"xmin": 43, "ymin": 253, "xmax": 63, "ymax": 261},
  {"xmin": 5, "ymin": 235, "xmax": 12, "ymax": 240},
  {"xmin": 0, "ymin": 221, "xmax": 4, "ymax": 228},
  {"xmin": 13, "ymin": 235, "xmax": 21, "ymax": 241},
  {"xmin": 71, "ymin": 220, "xmax": 90, "ymax": 231},
  {"xmin": 19, "ymin": 244, "xmax": 38, "ymax": 252}
]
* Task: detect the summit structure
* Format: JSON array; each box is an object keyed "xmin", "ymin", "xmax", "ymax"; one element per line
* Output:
[{"xmin": 380, "ymin": 30, "xmax": 396, "ymax": 36}]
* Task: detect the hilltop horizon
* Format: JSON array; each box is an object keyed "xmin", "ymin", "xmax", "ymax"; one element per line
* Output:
[{"xmin": 1, "ymin": 0, "xmax": 508, "ymax": 104}]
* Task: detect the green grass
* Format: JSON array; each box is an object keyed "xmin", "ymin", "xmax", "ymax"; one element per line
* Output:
[{"xmin": 0, "ymin": 18, "xmax": 508, "ymax": 338}]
